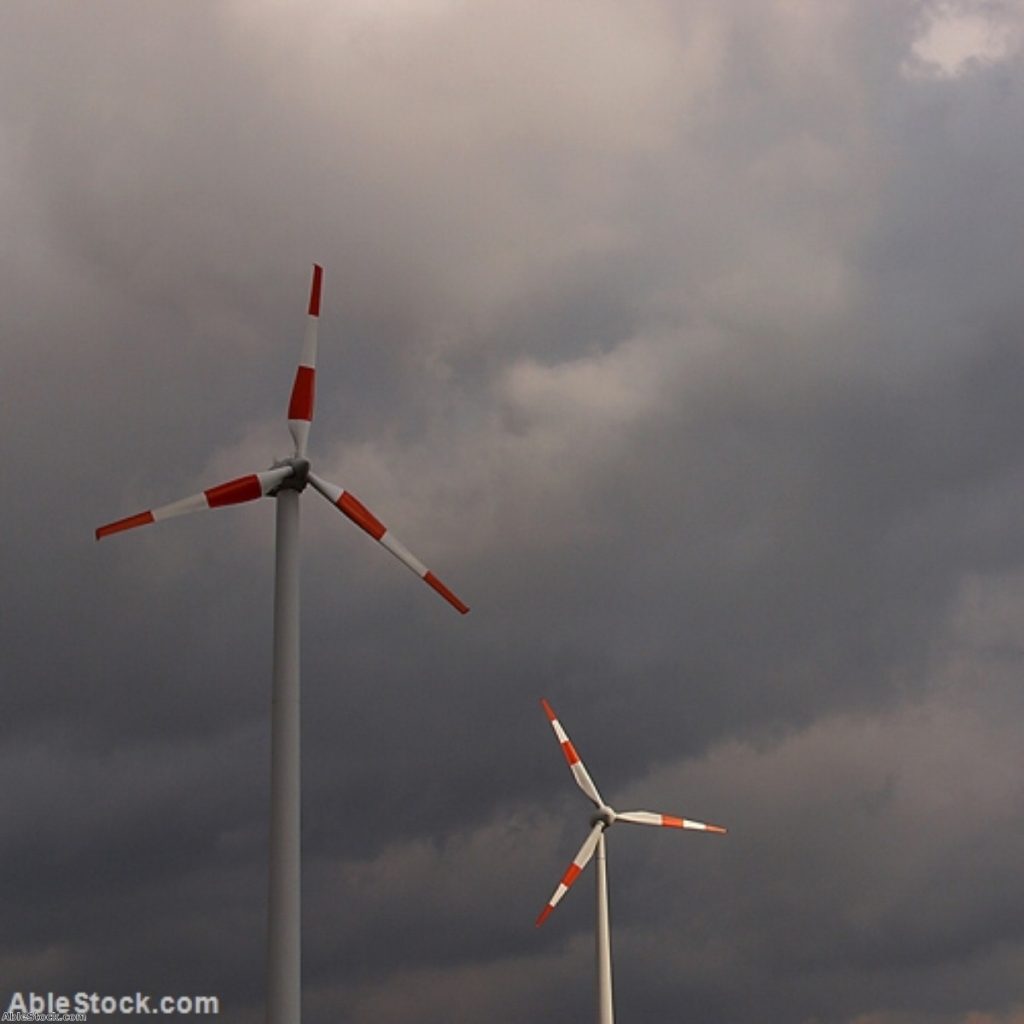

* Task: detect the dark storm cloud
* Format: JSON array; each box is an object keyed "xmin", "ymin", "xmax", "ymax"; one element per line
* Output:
[{"xmin": 3, "ymin": 1, "xmax": 1024, "ymax": 1022}]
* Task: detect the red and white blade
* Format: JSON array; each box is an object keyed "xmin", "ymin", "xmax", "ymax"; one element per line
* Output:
[
  {"xmin": 287, "ymin": 263, "xmax": 322, "ymax": 458},
  {"xmin": 307, "ymin": 471, "xmax": 469, "ymax": 614},
  {"xmin": 535, "ymin": 821, "xmax": 604, "ymax": 927},
  {"xmin": 95, "ymin": 466, "xmax": 293, "ymax": 540},
  {"xmin": 540, "ymin": 699, "xmax": 604, "ymax": 808},
  {"xmin": 616, "ymin": 810, "xmax": 727, "ymax": 834}
]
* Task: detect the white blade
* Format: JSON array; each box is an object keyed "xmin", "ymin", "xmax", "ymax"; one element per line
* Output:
[
  {"xmin": 96, "ymin": 466, "xmax": 294, "ymax": 540},
  {"xmin": 540, "ymin": 698, "xmax": 604, "ymax": 808},
  {"xmin": 287, "ymin": 263, "xmax": 322, "ymax": 458},
  {"xmin": 308, "ymin": 471, "xmax": 469, "ymax": 614},
  {"xmin": 535, "ymin": 821, "xmax": 605, "ymax": 927},
  {"xmin": 616, "ymin": 810, "xmax": 726, "ymax": 834}
]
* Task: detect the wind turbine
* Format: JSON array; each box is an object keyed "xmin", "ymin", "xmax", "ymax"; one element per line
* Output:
[
  {"xmin": 96, "ymin": 265, "xmax": 468, "ymax": 1024},
  {"xmin": 535, "ymin": 698, "xmax": 725, "ymax": 1024}
]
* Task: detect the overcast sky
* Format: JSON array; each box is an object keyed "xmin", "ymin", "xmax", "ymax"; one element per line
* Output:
[{"xmin": 3, "ymin": 2, "xmax": 1024, "ymax": 1022}]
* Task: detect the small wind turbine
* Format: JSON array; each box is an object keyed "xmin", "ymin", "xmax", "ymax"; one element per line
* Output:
[
  {"xmin": 96, "ymin": 265, "xmax": 468, "ymax": 1024},
  {"xmin": 535, "ymin": 698, "xmax": 725, "ymax": 1024}
]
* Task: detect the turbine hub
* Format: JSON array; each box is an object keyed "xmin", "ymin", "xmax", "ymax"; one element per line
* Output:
[
  {"xmin": 591, "ymin": 805, "xmax": 616, "ymax": 828},
  {"xmin": 270, "ymin": 457, "xmax": 311, "ymax": 494}
]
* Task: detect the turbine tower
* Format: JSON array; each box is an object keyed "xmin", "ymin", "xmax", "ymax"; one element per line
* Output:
[
  {"xmin": 535, "ymin": 698, "xmax": 724, "ymax": 1024},
  {"xmin": 96, "ymin": 265, "xmax": 468, "ymax": 1024}
]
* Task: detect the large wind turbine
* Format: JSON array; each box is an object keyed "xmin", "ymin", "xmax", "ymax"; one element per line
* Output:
[
  {"xmin": 535, "ymin": 698, "xmax": 724, "ymax": 1024},
  {"xmin": 96, "ymin": 265, "xmax": 468, "ymax": 1024}
]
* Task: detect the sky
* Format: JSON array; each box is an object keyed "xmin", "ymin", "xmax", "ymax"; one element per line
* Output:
[{"xmin": 2, "ymin": 1, "xmax": 1024, "ymax": 1021}]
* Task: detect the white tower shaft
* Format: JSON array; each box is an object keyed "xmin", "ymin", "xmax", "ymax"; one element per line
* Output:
[
  {"xmin": 596, "ymin": 831, "xmax": 614, "ymax": 1024},
  {"xmin": 267, "ymin": 489, "xmax": 301, "ymax": 1023}
]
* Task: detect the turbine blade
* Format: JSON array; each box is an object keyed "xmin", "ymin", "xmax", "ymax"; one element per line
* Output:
[
  {"xmin": 540, "ymin": 699, "xmax": 604, "ymax": 808},
  {"xmin": 616, "ymin": 810, "xmax": 727, "ymax": 834},
  {"xmin": 535, "ymin": 822, "xmax": 604, "ymax": 927},
  {"xmin": 95, "ymin": 466, "xmax": 293, "ymax": 540},
  {"xmin": 287, "ymin": 263, "xmax": 323, "ymax": 458},
  {"xmin": 307, "ymin": 471, "xmax": 469, "ymax": 614}
]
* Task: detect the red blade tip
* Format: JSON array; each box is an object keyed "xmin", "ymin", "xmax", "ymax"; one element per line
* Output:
[
  {"xmin": 424, "ymin": 571, "xmax": 469, "ymax": 614},
  {"xmin": 535, "ymin": 905, "xmax": 554, "ymax": 928},
  {"xmin": 540, "ymin": 698, "xmax": 557, "ymax": 722},
  {"xmin": 95, "ymin": 510, "xmax": 155, "ymax": 540},
  {"xmin": 308, "ymin": 264, "xmax": 323, "ymax": 316}
]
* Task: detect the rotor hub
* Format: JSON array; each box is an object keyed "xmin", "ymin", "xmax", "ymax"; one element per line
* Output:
[
  {"xmin": 591, "ymin": 805, "xmax": 616, "ymax": 828},
  {"xmin": 271, "ymin": 457, "xmax": 311, "ymax": 494}
]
